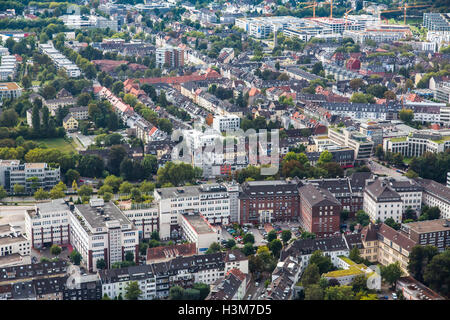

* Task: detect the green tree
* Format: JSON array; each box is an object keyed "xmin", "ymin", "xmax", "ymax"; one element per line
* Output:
[
  {"xmin": 183, "ymin": 288, "xmax": 201, "ymax": 300},
  {"xmin": 50, "ymin": 244, "xmax": 62, "ymax": 256},
  {"xmin": 124, "ymin": 281, "xmax": 142, "ymax": 300},
  {"xmin": 309, "ymin": 250, "xmax": 333, "ymax": 274},
  {"xmin": 243, "ymin": 233, "xmax": 255, "ymax": 244},
  {"xmin": 193, "ymin": 283, "xmax": 210, "ymax": 300},
  {"xmin": 241, "ymin": 242, "xmax": 255, "ymax": 256},
  {"xmin": 349, "ymin": 247, "xmax": 363, "ymax": 264},
  {"xmin": 399, "ymin": 108, "xmax": 414, "ymax": 124},
  {"xmin": 34, "ymin": 188, "xmax": 49, "ymax": 200},
  {"xmin": 125, "ymin": 251, "xmax": 134, "ymax": 262},
  {"xmin": 0, "ymin": 186, "xmax": 7, "ymax": 200},
  {"xmin": 318, "ymin": 150, "xmax": 333, "ymax": 165},
  {"xmin": 205, "ymin": 242, "xmax": 221, "ymax": 254},
  {"xmin": 408, "ymin": 245, "xmax": 439, "ymax": 283},
  {"xmin": 351, "ymin": 274, "xmax": 368, "ymax": 293},
  {"xmin": 169, "ymin": 286, "xmax": 185, "ymax": 300},
  {"xmin": 77, "ymin": 185, "xmax": 93, "ymax": 197},
  {"xmin": 281, "ymin": 230, "xmax": 292, "ymax": 244},
  {"xmin": 304, "ymin": 284, "xmax": 324, "ymax": 300},
  {"xmin": 381, "ymin": 262, "xmax": 403, "ymax": 289},
  {"xmin": 267, "ymin": 230, "xmax": 277, "ymax": 242},
  {"xmin": 225, "ymin": 239, "xmax": 236, "ymax": 249},
  {"xmin": 324, "ymin": 285, "xmax": 355, "ymax": 300},
  {"xmin": 268, "ymin": 239, "xmax": 282, "ymax": 258},
  {"xmin": 13, "ymin": 183, "xmax": 25, "ymax": 195},
  {"xmin": 301, "ymin": 263, "xmax": 320, "ymax": 287},
  {"xmin": 96, "ymin": 259, "xmax": 106, "ymax": 270},
  {"xmin": 423, "ymin": 249, "xmax": 450, "ymax": 297},
  {"xmin": 70, "ymin": 250, "xmax": 82, "ymax": 265},
  {"xmin": 356, "ymin": 210, "xmax": 370, "ymax": 226}
]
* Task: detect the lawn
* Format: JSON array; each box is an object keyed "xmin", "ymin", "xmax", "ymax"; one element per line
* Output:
[{"xmin": 33, "ymin": 138, "xmax": 77, "ymax": 153}]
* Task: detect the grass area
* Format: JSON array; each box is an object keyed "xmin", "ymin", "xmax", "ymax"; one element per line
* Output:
[{"xmin": 33, "ymin": 138, "xmax": 77, "ymax": 152}]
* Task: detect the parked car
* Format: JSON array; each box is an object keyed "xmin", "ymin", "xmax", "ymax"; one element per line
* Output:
[
  {"xmin": 392, "ymin": 293, "xmax": 398, "ymax": 300},
  {"xmin": 255, "ymin": 282, "xmax": 259, "ymax": 287}
]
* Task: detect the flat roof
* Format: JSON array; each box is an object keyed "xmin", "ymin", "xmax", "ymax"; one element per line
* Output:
[
  {"xmin": 0, "ymin": 82, "xmax": 21, "ymax": 91},
  {"xmin": 75, "ymin": 201, "xmax": 132, "ymax": 230},
  {"xmin": 0, "ymin": 234, "xmax": 27, "ymax": 246},
  {"xmin": 404, "ymin": 219, "xmax": 450, "ymax": 234},
  {"xmin": 182, "ymin": 213, "xmax": 215, "ymax": 235}
]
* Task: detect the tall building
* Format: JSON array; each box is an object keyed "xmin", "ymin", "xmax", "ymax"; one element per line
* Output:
[
  {"xmin": 68, "ymin": 199, "xmax": 139, "ymax": 272},
  {"xmin": 400, "ymin": 219, "xmax": 450, "ymax": 252},
  {"xmin": 363, "ymin": 178, "xmax": 403, "ymax": 223},
  {"xmin": 298, "ymin": 184, "xmax": 342, "ymax": 238},
  {"xmin": 155, "ymin": 46, "xmax": 184, "ymax": 68}
]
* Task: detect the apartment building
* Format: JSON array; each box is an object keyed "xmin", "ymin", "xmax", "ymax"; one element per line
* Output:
[
  {"xmin": 207, "ymin": 268, "xmax": 248, "ymax": 300},
  {"xmin": 298, "ymin": 184, "xmax": 342, "ymax": 238},
  {"xmin": 423, "ymin": 13, "xmax": 450, "ymax": 32},
  {"xmin": 155, "ymin": 46, "xmax": 184, "ymax": 68},
  {"xmin": 280, "ymin": 235, "xmax": 350, "ymax": 274},
  {"xmin": 99, "ymin": 250, "xmax": 248, "ymax": 300},
  {"xmin": 364, "ymin": 178, "xmax": 403, "ymax": 223},
  {"xmin": 179, "ymin": 211, "xmax": 220, "ymax": 254},
  {"xmin": 68, "ymin": 199, "xmax": 139, "ymax": 272},
  {"xmin": 0, "ymin": 224, "xmax": 31, "ymax": 268},
  {"xmin": 38, "ymin": 42, "xmax": 81, "ymax": 78},
  {"xmin": 0, "ymin": 82, "xmax": 22, "ymax": 100},
  {"xmin": 0, "ymin": 160, "xmax": 60, "ymax": 192},
  {"xmin": 154, "ymin": 184, "xmax": 234, "ymax": 240},
  {"xmin": 415, "ymin": 178, "xmax": 450, "ymax": 219},
  {"xmin": 25, "ymin": 199, "xmax": 71, "ymax": 249},
  {"xmin": 435, "ymin": 81, "xmax": 450, "ymax": 103},
  {"xmin": 397, "ymin": 276, "xmax": 446, "ymax": 300}
]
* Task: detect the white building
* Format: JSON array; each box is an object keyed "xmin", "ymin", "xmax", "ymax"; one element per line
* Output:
[
  {"xmin": 415, "ymin": 178, "xmax": 450, "ymax": 220},
  {"xmin": 154, "ymin": 184, "xmax": 233, "ymax": 240},
  {"xmin": 0, "ymin": 224, "xmax": 31, "ymax": 267},
  {"xmin": 68, "ymin": 199, "xmax": 139, "ymax": 272},
  {"xmin": 0, "ymin": 82, "xmax": 22, "ymax": 101},
  {"xmin": 119, "ymin": 203, "xmax": 159, "ymax": 240},
  {"xmin": 212, "ymin": 115, "xmax": 241, "ymax": 132},
  {"xmin": 38, "ymin": 42, "xmax": 81, "ymax": 78},
  {"xmin": 363, "ymin": 178, "xmax": 403, "ymax": 223},
  {"xmin": 25, "ymin": 199, "xmax": 71, "ymax": 249},
  {"xmin": 180, "ymin": 211, "xmax": 221, "ymax": 253}
]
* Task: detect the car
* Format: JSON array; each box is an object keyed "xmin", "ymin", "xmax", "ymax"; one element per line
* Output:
[
  {"xmin": 255, "ymin": 282, "xmax": 259, "ymax": 287},
  {"xmin": 392, "ymin": 293, "xmax": 398, "ymax": 300},
  {"xmin": 261, "ymin": 239, "xmax": 268, "ymax": 244},
  {"xmin": 247, "ymin": 294, "xmax": 252, "ymax": 300}
]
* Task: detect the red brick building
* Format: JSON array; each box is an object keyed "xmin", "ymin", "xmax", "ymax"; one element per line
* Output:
[{"xmin": 298, "ymin": 184, "xmax": 341, "ymax": 238}]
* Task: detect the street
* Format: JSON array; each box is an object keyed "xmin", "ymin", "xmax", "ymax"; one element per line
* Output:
[{"xmin": 366, "ymin": 158, "xmax": 406, "ymax": 180}]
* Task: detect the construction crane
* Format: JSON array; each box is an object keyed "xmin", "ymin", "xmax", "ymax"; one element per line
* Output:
[
  {"xmin": 304, "ymin": 3, "xmax": 318, "ymax": 18},
  {"xmin": 344, "ymin": 8, "xmax": 353, "ymax": 31},
  {"xmin": 379, "ymin": 4, "xmax": 431, "ymax": 25}
]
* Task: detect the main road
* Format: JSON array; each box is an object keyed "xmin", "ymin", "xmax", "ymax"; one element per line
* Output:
[{"xmin": 366, "ymin": 158, "xmax": 406, "ymax": 180}]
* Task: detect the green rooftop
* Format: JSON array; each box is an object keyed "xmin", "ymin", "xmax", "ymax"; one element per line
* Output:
[
  {"xmin": 432, "ymin": 136, "xmax": 450, "ymax": 144},
  {"xmin": 323, "ymin": 266, "xmax": 365, "ymax": 278},
  {"xmin": 339, "ymin": 256, "xmax": 356, "ymax": 266},
  {"xmin": 390, "ymin": 137, "xmax": 407, "ymax": 143}
]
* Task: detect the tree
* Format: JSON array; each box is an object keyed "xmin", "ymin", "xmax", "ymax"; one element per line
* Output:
[
  {"xmin": 381, "ymin": 262, "xmax": 403, "ymax": 289},
  {"xmin": 399, "ymin": 108, "xmax": 414, "ymax": 124},
  {"xmin": 119, "ymin": 181, "xmax": 133, "ymax": 194},
  {"xmin": 281, "ymin": 230, "xmax": 292, "ymax": 244},
  {"xmin": 356, "ymin": 210, "xmax": 370, "ymax": 226},
  {"xmin": 304, "ymin": 284, "xmax": 324, "ymax": 300},
  {"xmin": 169, "ymin": 286, "xmax": 185, "ymax": 300},
  {"xmin": 407, "ymin": 245, "xmax": 439, "ymax": 282},
  {"xmin": 423, "ymin": 249, "xmax": 450, "ymax": 297},
  {"xmin": 351, "ymin": 274, "xmax": 368, "ymax": 293},
  {"xmin": 267, "ymin": 230, "xmax": 277, "ymax": 242},
  {"xmin": 124, "ymin": 281, "xmax": 142, "ymax": 300},
  {"xmin": 96, "ymin": 259, "xmax": 106, "ymax": 270},
  {"xmin": 65, "ymin": 169, "xmax": 80, "ymax": 184},
  {"xmin": 324, "ymin": 285, "xmax": 355, "ymax": 300},
  {"xmin": 241, "ymin": 242, "xmax": 255, "ymax": 256},
  {"xmin": 301, "ymin": 263, "xmax": 320, "ymax": 287},
  {"xmin": 183, "ymin": 288, "xmax": 201, "ymax": 300},
  {"xmin": 340, "ymin": 209, "xmax": 349, "ymax": 222},
  {"xmin": 243, "ymin": 233, "xmax": 255, "ymax": 244},
  {"xmin": 70, "ymin": 250, "xmax": 82, "ymax": 265},
  {"xmin": 50, "ymin": 244, "xmax": 61, "ymax": 256},
  {"xmin": 34, "ymin": 188, "xmax": 50, "ymax": 200},
  {"xmin": 0, "ymin": 186, "xmax": 7, "ymax": 200},
  {"xmin": 104, "ymin": 175, "xmax": 123, "ymax": 193},
  {"xmin": 349, "ymin": 78, "xmax": 364, "ymax": 91},
  {"xmin": 349, "ymin": 247, "xmax": 363, "ymax": 264},
  {"xmin": 225, "ymin": 239, "xmax": 236, "ymax": 249},
  {"xmin": 112, "ymin": 81, "xmax": 124, "ymax": 95},
  {"xmin": 102, "ymin": 192, "xmax": 113, "ymax": 202},
  {"xmin": 31, "ymin": 104, "xmax": 41, "ymax": 133},
  {"xmin": 384, "ymin": 217, "xmax": 401, "ymax": 230},
  {"xmin": 318, "ymin": 150, "xmax": 333, "ymax": 165},
  {"xmin": 301, "ymin": 232, "xmax": 316, "ymax": 239},
  {"xmin": 309, "ymin": 250, "xmax": 333, "ymax": 274},
  {"xmin": 205, "ymin": 242, "xmax": 221, "ymax": 254},
  {"xmin": 125, "ymin": 251, "xmax": 134, "ymax": 262},
  {"xmin": 193, "ymin": 283, "xmax": 210, "ymax": 300},
  {"xmin": 268, "ymin": 239, "xmax": 282, "ymax": 258},
  {"xmin": 50, "ymin": 185, "xmax": 66, "ymax": 199},
  {"xmin": 0, "ymin": 109, "xmax": 19, "ymax": 127},
  {"xmin": 311, "ymin": 62, "xmax": 323, "ymax": 75},
  {"xmin": 13, "ymin": 183, "xmax": 25, "ymax": 195},
  {"xmin": 77, "ymin": 185, "xmax": 93, "ymax": 197}
]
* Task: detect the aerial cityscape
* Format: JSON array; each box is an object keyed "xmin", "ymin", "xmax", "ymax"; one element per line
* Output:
[{"xmin": 0, "ymin": 0, "xmax": 449, "ymax": 304}]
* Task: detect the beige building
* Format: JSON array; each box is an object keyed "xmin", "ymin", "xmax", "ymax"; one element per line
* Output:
[{"xmin": 62, "ymin": 114, "xmax": 78, "ymax": 131}]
